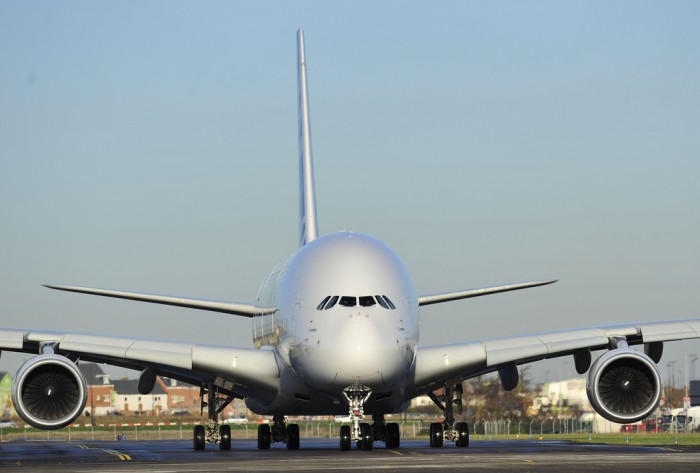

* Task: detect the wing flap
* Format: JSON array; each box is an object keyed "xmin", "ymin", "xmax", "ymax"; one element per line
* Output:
[{"xmin": 0, "ymin": 329, "xmax": 24, "ymax": 349}]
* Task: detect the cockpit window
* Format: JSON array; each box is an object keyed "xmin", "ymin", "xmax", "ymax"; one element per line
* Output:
[
  {"xmin": 324, "ymin": 295, "xmax": 339, "ymax": 310},
  {"xmin": 339, "ymin": 296, "xmax": 357, "ymax": 307},
  {"xmin": 375, "ymin": 295, "xmax": 389, "ymax": 309},
  {"xmin": 382, "ymin": 295, "xmax": 396, "ymax": 310},
  {"xmin": 317, "ymin": 296, "xmax": 331, "ymax": 310},
  {"xmin": 320, "ymin": 295, "xmax": 394, "ymax": 310},
  {"xmin": 359, "ymin": 296, "xmax": 376, "ymax": 307}
]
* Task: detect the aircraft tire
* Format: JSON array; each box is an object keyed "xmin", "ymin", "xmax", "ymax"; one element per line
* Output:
[
  {"xmin": 386, "ymin": 422, "xmax": 400, "ymax": 449},
  {"xmin": 219, "ymin": 424, "xmax": 231, "ymax": 450},
  {"xmin": 287, "ymin": 423, "xmax": 300, "ymax": 450},
  {"xmin": 455, "ymin": 422, "xmax": 469, "ymax": 448},
  {"xmin": 258, "ymin": 424, "xmax": 271, "ymax": 449},
  {"xmin": 339, "ymin": 425, "xmax": 351, "ymax": 451},
  {"xmin": 429, "ymin": 422, "xmax": 444, "ymax": 448},
  {"xmin": 360, "ymin": 423, "xmax": 373, "ymax": 451},
  {"xmin": 193, "ymin": 425, "xmax": 205, "ymax": 451}
]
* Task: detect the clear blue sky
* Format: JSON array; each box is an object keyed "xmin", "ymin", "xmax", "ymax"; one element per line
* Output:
[{"xmin": 1, "ymin": 1, "xmax": 699, "ymax": 386}]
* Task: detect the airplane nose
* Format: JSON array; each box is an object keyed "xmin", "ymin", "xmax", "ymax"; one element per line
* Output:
[{"xmin": 330, "ymin": 315, "xmax": 401, "ymax": 382}]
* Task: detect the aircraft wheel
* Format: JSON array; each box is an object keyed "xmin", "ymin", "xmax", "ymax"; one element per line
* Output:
[
  {"xmin": 455, "ymin": 422, "xmax": 469, "ymax": 448},
  {"xmin": 287, "ymin": 423, "xmax": 300, "ymax": 450},
  {"xmin": 385, "ymin": 422, "xmax": 400, "ymax": 449},
  {"xmin": 258, "ymin": 424, "xmax": 271, "ymax": 449},
  {"xmin": 360, "ymin": 423, "xmax": 373, "ymax": 451},
  {"xmin": 429, "ymin": 422, "xmax": 444, "ymax": 448},
  {"xmin": 339, "ymin": 425, "xmax": 351, "ymax": 451},
  {"xmin": 219, "ymin": 424, "xmax": 231, "ymax": 450},
  {"xmin": 193, "ymin": 424, "xmax": 205, "ymax": 451}
]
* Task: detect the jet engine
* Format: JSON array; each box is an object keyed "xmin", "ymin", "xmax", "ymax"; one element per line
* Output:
[
  {"xmin": 586, "ymin": 347, "xmax": 661, "ymax": 423},
  {"xmin": 11, "ymin": 354, "xmax": 88, "ymax": 430}
]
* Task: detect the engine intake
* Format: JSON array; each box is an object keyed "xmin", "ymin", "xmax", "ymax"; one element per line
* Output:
[
  {"xmin": 586, "ymin": 348, "xmax": 661, "ymax": 423},
  {"xmin": 11, "ymin": 355, "xmax": 87, "ymax": 430}
]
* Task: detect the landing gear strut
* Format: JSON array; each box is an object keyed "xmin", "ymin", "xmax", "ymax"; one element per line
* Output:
[
  {"xmin": 342, "ymin": 385, "xmax": 372, "ymax": 450},
  {"xmin": 194, "ymin": 382, "xmax": 235, "ymax": 451},
  {"xmin": 427, "ymin": 383, "xmax": 469, "ymax": 448},
  {"xmin": 339, "ymin": 385, "xmax": 401, "ymax": 451},
  {"xmin": 258, "ymin": 415, "xmax": 300, "ymax": 450}
]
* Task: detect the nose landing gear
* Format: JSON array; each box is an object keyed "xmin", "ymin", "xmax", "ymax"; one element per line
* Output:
[{"xmin": 340, "ymin": 385, "xmax": 401, "ymax": 451}]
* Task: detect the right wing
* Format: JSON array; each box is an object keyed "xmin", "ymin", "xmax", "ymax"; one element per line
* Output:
[
  {"xmin": 0, "ymin": 328, "xmax": 280, "ymax": 403},
  {"xmin": 410, "ymin": 317, "xmax": 700, "ymax": 396},
  {"xmin": 417, "ymin": 280, "xmax": 557, "ymax": 306}
]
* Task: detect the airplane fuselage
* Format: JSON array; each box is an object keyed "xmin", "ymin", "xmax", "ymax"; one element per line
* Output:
[{"xmin": 249, "ymin": 232, "xmax": 419, "ymax": 415}]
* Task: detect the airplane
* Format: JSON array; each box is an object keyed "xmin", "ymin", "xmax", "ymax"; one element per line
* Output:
[{"xmin": 2, "ymin": 28, "xmax": 700, "ymax": 452}]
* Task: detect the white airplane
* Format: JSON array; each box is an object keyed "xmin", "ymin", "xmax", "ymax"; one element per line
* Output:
[{"xmin": 2, "ymin": 29, "xmax": 700, "ymax": 452}]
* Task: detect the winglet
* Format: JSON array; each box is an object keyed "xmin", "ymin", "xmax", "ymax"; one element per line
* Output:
[{"xmin": 297, "ymin": 28, "xmax": 319, "ymax": 247}]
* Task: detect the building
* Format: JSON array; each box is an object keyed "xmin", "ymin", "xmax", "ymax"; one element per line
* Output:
[
  {"xmin": 157, "ymin": 377, "xmax": 200, "ymax": 415},
  {"xmin": 79, "ymin": 363, "xmax": 114, "ymax": 417},
  {"xmin": 112, "ymin": 379, "xmax": 168, "ymax": 416}
]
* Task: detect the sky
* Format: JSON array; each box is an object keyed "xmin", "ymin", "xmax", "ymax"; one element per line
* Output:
[{"xmin": 1, "ymin": 1, "xmax": 699, "ymax": 388}]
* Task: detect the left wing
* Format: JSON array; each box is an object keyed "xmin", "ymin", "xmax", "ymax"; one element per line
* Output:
[
  {"xmin": 0, "ymin": 327, "xmax": 279, "ymax": 428},
  {"xmin": 410, "ymin": 318, "xmax": 700, "ymax": 396}
]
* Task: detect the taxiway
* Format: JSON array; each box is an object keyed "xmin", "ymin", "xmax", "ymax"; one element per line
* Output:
[{"xmin": 1, "ymin": 438, "xmax": 699, "ymax": 472}]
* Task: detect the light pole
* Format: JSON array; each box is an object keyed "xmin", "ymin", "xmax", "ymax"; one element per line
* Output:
[
  {"xmin": 667, "ymin": 361, "xmax": 676, "ymax": 405},
  {"xmin": 686, "ymin": 354, "xmax": 697, "ymax": 399}
]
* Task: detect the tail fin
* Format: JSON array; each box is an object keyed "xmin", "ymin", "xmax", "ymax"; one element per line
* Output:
[{"xmin": 297, "ymin": 28, "xmax": 319, "ymax": 247}]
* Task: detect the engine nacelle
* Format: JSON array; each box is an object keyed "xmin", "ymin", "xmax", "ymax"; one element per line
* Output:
[
  {"xmin": 11, "ymin": 355, "xmax": 88, "ymax": 430},
  {"xmin": 586, "ymin": 348, "xmax": 661, "ymax": 423}
]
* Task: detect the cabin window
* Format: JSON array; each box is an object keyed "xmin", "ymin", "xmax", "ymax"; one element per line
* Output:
[{"xmin": 339, "ymin": 296, "xmax": 357, "ymax": 307}]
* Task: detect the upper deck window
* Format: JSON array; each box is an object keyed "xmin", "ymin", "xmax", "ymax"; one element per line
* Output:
[{"xmin": 339, "ymin": 296, "xmax": 357, "ymax": 307}]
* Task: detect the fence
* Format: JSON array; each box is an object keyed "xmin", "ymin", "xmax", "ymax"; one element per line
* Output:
[{"xmin": 0, "ymin": 421, "xmax": 424, "ymax": 443}]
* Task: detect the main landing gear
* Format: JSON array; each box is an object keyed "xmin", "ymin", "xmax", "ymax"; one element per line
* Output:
[
  {"xmin": 427, "ymin": 383, "xmax": 469, "ymax": 448},
  {"xmin": 339, "ymin": 385, "xmax": 400, "ymax": 451},
  {"xmin": 193, "ymin": 383, "xmax": 235, "ymax": 451},
  {"xmin": 257, "ymin": 415, "xmax": 300, "ymax": 450}
]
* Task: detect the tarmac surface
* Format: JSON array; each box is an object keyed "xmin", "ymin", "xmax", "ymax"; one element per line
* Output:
[{"xmin": 2, "ymin": 438, "xmax": 700, "ymax": 472}]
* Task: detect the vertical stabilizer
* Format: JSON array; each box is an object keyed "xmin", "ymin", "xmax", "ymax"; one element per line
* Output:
[{"xmin": 297, "ymin": 28, "xmax": 319, "ymax": 247}]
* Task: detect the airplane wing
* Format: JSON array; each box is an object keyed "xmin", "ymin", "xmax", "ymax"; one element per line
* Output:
[
  {"xmin": 44, "ymin": 285, "xmax": 277, "ymax": 317},
  {"xmin": 410, "ymin": 318, "xmax": 700, "ymax": 396},
  {"xmin": 417, "ymin": 280, "xmax": 557, "ymax": 306},
  {"xmin": 0, "ymin": 328, "xmax": 280, "ymax": 403}
]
